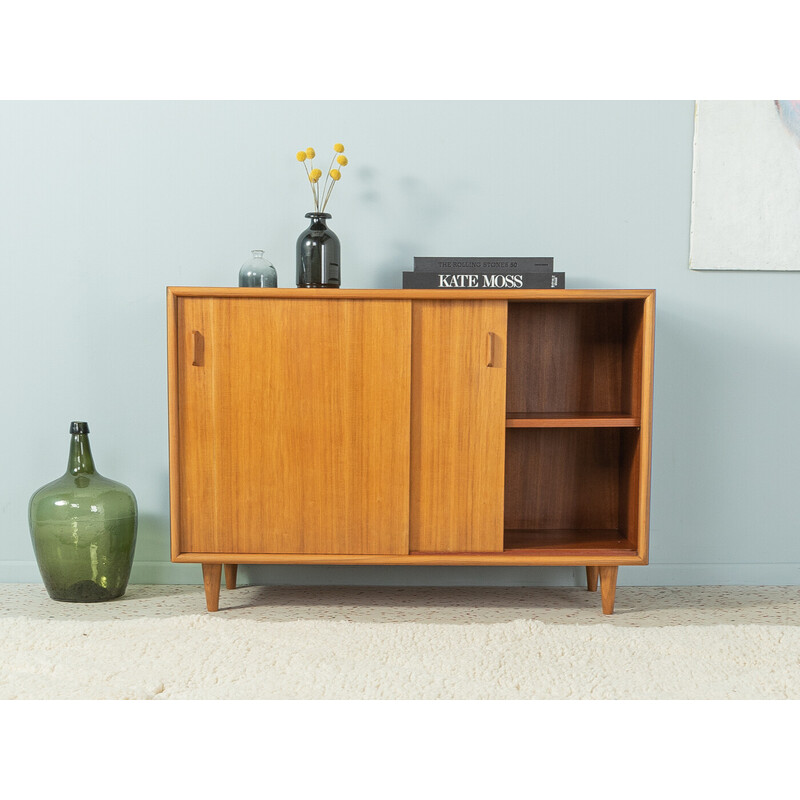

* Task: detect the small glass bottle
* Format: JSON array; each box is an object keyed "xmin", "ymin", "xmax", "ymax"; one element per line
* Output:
[
  {"xmin": 28, "ymin": 422, "xmax": 138, "ymax": 602},
  {"xmin": 239, "ymin": 249, "xmax": 278, "ymax": 287}
]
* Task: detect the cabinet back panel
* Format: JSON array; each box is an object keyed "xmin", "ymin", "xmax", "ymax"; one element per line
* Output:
[
  {"xmin": 174, "ymin": 297, "xmax": 412, "ymax": 555},
  {"xmin": 504, "ymin": 428, "xmax": 620, "ymax": 530},
  {"xmin": 506, "ymin": 302, "xmax": 627, "ymax": 414}
]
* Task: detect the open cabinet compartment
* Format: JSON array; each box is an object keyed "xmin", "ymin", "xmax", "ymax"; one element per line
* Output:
[
  {"xmin": 505, "ymin": 298, "xmax": 645, "ymax": 425},
  {"xmin": 502, "ymin": 298, "xmax": 648, "ymax": 557},
  {"xmin": 503, "ymin": 426, "xmax": 642, "ymax": 556}
]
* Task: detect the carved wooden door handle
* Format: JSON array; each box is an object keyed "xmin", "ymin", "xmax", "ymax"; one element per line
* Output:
[
  {"xmin": 192, "ymin": 331, "xmax": 204, "ymax": 366},
  {"xmin": 486, "ymin": 331, "xmax": 496, "ymax": 367}
]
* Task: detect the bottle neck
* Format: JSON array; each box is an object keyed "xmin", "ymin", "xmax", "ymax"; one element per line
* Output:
[
  {"xmin": 67, "ymin": 434, "xmax": 96, "ymax": 475},
  {"xmin": 306, "ymin": 212, "xmax": 330, "ymax": 228}
]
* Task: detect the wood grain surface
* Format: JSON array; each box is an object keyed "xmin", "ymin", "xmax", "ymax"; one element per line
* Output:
[
  {"xmin": 175, "ymin": 551, "xmax": 646, "ymax": 566},
  {"xmin": 586, "ymin": 565, "xmax": 599, "ymax": 591},
  {"xmin": 600, "ymin": 565, "xmax": 619, "ymax": 615},
  {"xmin": 504, "ymin": 428, "xmax": 621, "ymax": 531},
  {"xmin": 166, "ymin": 289, "xmax": 656, "ymax": 594},
  {"xmin": 168, "ymin": 287, "xmax": 655, "ymax": 301},
  {"xmin": 173, "ymin": 297, "xmax": 411, "ymax": 555},
  {"xmin": 505, "ymin": 412, "xmax": 640, "ymax": 428},
  {"xmin": 506, "ymin": 301, "xmax": 626, "ymax": 414},
  {"xmin": 202, "ymin": 563, "xmax": 221, "ymax": 612},
  {"xmin": 410, "ymin": 300, "xmax": 508, "ymax": 552}
]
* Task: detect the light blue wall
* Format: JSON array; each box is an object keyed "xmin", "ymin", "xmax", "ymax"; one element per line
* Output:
[{"xmin": 2, "ymin": 101, "xmax": 798, "ymax": 587}]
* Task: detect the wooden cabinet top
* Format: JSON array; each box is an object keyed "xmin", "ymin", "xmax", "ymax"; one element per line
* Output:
[{"xmin": 167, "ymin": 287, "xmax": 655, "ymax": 301}]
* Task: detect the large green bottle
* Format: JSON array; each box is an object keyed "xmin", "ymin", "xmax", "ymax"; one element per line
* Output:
[{"xmin": 28, "ymin": 422, "xmax": 138, "ymax": 602}]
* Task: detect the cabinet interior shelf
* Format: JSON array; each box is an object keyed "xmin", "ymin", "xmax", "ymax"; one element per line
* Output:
[
  {"xmin": 505, "ymin": 413, "xmax": 641, "ymax": 428},
  {"xmin": 503, "ymin": 529, "xmax": 638, "ymax": 555}
]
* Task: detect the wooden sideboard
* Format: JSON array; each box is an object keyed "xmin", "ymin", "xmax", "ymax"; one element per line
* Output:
[{"xmin": 167, "ymin": 288, "xmax": 655, "ymax": 614}]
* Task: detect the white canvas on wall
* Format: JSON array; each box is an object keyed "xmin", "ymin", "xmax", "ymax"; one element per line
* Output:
[{"xmin": 690, "ymin": 100, "xmax": 800, "ymax": 270}]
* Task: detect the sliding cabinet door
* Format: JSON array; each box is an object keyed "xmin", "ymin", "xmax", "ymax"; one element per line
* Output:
[
  {"xmin": 173, "ymin": 297, "xmax": 412, "ymax": 555},
  {"xmin": 410, "ymin": 300, "xmax": 508, "ymax": 553}
]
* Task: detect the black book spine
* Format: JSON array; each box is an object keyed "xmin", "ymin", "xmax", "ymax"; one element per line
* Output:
[
  {"xmin": 402, "ymin": 271, "xmax": 565, "ymax": 289},
  {"xmin": 413, "ymin": 257, "xmax": 554, "ymax": 273}
]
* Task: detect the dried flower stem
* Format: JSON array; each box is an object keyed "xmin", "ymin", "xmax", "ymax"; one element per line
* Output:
[
  {"xmin": 309, "ymin": 156, "xmax": 319, "ymax": 210},
  {"xmin": 321, "ymin": 153, "xmax": 337, "ymax": 208},
  {"xmin": 301, "ymin": 161, "xmax": 317, "ymax": 210},
  {"xmin": 321, "ymin": 180, "xmax": 336, "ymax": 213}
]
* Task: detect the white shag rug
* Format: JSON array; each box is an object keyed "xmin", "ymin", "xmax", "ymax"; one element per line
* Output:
[{"xmin": 1, "ymin": 584, "xmax": 798, "ymax": 700}]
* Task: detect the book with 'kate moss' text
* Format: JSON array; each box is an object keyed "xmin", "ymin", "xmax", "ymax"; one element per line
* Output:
[
  {"xmin": 413, "ymin": 256, "xmax": 554, "ymax": 272},
  {"xmin": 402, "ymin": 271, "xmax": 565, "ymax": 289}
]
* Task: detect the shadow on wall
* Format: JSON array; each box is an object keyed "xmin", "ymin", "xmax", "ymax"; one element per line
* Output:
[
  {"xmin": 238, "ymin": 564, "xmax": 588, "ymax": 589},
  {"xmin": 356, "ymin": 169, "xmax": 469, "ymax": 285},
  {"xmin": 134, "ymin": 512, "xmax": 172, "ymax": 563}
]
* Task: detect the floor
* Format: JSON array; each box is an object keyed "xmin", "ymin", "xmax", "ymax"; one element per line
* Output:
[
  {"xmin": 2, "ymin": 582, "xmax": 798, "ymax": 625},
  {"xmin": 2, "ymin": 584, "xmax": 799, "ymax": 699}
]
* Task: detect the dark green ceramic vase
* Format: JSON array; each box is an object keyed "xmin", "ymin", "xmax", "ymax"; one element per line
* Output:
[{"xmin": 28, "ymin": 422, "xmax": 137, "ymax": 602}]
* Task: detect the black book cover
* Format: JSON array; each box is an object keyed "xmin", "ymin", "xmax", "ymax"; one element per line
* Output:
[
  {"xmin": 402, "ymin": 271, "xmax": 565, "ymax": 289},
  {"xmin": 413, "ymin": 256, "xmax": 554, "ymax": 273}
]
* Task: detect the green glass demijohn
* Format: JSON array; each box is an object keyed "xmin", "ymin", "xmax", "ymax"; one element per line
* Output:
[{"xmin": 28, "ymin": 422, "xmax": 138, "ymax": 602}]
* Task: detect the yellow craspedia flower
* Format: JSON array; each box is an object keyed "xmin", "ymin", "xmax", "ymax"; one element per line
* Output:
[
  {"xmin": 296, "ymin": 151, "xmax": 307, "ymax": 162},
  {"xmin": 336, "ymin": 155, "xmax": 348, "ymax": 166},
  {"xmin": 334, "ymin": 143, "xmax": 344, "ymax": 153},
  {"xmin": 306, "ymin": 147, "xmax": 316, "ymax": 159},
  {"xmin": 309, "ymin": 168, "xmax": 322, "ymax": 182},
  {"xmin": 329, "ymin": 169, "xmax": 341, "ymax": 181}
]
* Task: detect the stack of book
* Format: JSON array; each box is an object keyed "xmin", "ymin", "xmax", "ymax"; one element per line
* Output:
[{"xmin": 401, "ymin": 257, "xmax": 564, "ymax": 289}]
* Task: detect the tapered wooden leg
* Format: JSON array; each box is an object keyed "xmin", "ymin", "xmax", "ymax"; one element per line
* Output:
[
  {"xmin": 224, "ymin": 564, "xmax": 238, "ymax": 590},
  {"xmin": 599, "ymin": 566, "xmax": 619, "ymax": 615},
  {"xmin": 586, "ymin": 566, "xmax": 599, "ymax": 592},
  {"xmin": 202, "ymin": 564, "xmax": 222, "ymax": 612}
]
